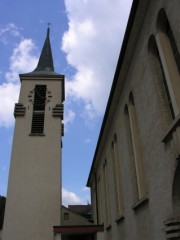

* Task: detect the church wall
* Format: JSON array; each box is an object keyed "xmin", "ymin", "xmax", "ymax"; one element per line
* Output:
[{"xmin": 88, "ymin": 0, "xmax": 180, "ymax": 239}]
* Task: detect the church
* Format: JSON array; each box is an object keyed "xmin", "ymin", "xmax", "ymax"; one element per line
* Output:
[{"xmin": 2, "ymin": 0, "xmax": 180, "ymax": 239}]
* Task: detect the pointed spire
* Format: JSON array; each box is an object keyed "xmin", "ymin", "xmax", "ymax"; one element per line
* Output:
[{"xmin": 33, "ymin": 27, "xmax": 54, "ymax": 73}]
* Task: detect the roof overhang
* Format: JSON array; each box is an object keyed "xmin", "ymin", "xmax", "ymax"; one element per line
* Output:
[{"xmin": 53, "ymin": 225, "xmax": 104, "ymax": 235}]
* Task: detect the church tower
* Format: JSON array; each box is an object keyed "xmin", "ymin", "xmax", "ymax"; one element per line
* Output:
[{"xmin": 3, "ymin": 28, "xmax": 64, "ymax": 240}]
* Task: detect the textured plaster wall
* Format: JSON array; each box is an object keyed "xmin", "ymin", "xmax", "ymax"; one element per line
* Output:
[
  {"xmin": 3, "ymin": 78, "xmax": 63, "ymax": 240},
  {"xmin": 90, "ymin": 0, "xmax": 180, "ymax": 240}
]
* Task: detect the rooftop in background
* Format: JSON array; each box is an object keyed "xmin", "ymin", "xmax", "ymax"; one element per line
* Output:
[{"xmin": 68, "ymin": 205, "xmax": 92, "ymax": 220}]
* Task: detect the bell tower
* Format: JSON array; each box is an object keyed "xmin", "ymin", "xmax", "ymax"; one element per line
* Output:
[{"xmin": 2, "ymin": 28, "xmax": 64, "ymax": 240}]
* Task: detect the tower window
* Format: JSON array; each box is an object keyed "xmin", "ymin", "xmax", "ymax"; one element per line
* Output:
[{"xmin": 31, "ymin": 85, "xmax": 46, "ymax": 134}]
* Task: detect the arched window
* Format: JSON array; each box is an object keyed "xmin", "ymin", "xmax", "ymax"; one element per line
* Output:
[
  {"xmin": 156, "ymin": 9, "xmax": 180, "ymax": 117},
  {"xmin": 128, "ymin": 93, "xmax": 147, "ymax": 200},
  {"xmin": 148, "ymin": 35, "xmax": 175, "ymax": 118},
  {"xmin": 103, "ymin": 159, "xmax": 111, "ymax": 225},
  {"xmin": 124, "ymin": 94, "xmax": 147, "ymax": 203},
  {"xmin": 124, "ymin": 104, "xmax": 139, "ymax": 202},
  {"xmin": 97, "ymin": 175, "xmax": 103, "ymax": 224},
  {"xmin": 157, "ymin": 9, "xmax": 180, "ymax": 73},
  {"xmin": 111, "ymin": 134, "xmax": 124, "ymax": 217}
]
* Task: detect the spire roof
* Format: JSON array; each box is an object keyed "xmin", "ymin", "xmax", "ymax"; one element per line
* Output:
[{"xmin": 33, "ymin": 27, "xmax": 55, "ymax": 73}]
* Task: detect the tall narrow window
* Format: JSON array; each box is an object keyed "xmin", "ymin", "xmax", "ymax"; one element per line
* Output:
[
  {"xmin": 148, "ymin": 35, "xmax": 175, "ymax": 119},
  {"xmin": 156, "ymin": 9, "xmax": 180, "ymax": 117},
  {"xmin": 125, "ymin": 94, "xmax": 147, "ymax": 202},
  {"xmin": 124, "ymin": 105, "xmax": 139, "ymax": 202},
  {"xmin": 103, "ymin": 159, "xmax": 110, "ymax": 226},
  {"xmin": 111, "ymin": 134, "xmax": 124, "ymax": 217},
  {"xmin": 97, "ymin": 176, "xmax": 102, "ymax": 224},
  {"xmin": 92, "ymin": 186, "xmax": 97, "ymax": 224},
  {"xmin": 158, "ymin": 52, "xmax": 175, "ymax": 119},
  {"xmin": 31, "ymin": 85, "xmax": 46, "ymax": 134},
  {"xmin": 166, "ymin": 18, "xmax": 180, "ymax": 74}
]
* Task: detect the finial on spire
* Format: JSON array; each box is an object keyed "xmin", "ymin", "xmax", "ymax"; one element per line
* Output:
[
  {"xmin": 47, "ymin": 23, "xmax": 51, "ymax": 36},
  {"xmin": 33, "ymin": 26, "xmax": 54, "ymax": 73}
]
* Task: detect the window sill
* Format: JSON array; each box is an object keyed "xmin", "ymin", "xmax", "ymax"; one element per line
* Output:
[
  {"xmin": 29, "ymin": 133, "xmax": 45, "ymax": 136},
  {"xmin": 115, "ymin": 215, "xmax": 124, "ymax": 223},
  {"xmin": 131, "ymin": 196, "xmax": 148, "ymax": 210},
  {"xmin": 162, "ymin": 113, "xmax": 180, "ymax": 143}
]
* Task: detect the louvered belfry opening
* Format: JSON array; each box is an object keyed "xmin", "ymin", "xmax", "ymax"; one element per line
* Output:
[{"xmin": 31, "ymin": 85, "xmax": 46, "ymax": 134}]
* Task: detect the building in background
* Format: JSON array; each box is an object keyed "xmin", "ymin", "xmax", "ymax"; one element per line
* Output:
[
  {"xmin": 87, "ymin": 0, "xmax": 180, "ymax": 239},
  {"xmin": 2, "ymin": 28, "xmax": 64, "ymax": 240}
]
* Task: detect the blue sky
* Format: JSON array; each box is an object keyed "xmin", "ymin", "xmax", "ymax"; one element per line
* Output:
[{"xmin": 0, "ymin": 0, "xmax": 132, "ymax": 206}]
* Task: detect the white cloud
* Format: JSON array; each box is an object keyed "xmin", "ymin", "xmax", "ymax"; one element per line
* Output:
[
  {"xmin": 64, "ymin": 109, "xmax": 76, "ymax": 130},
  {"xmin": 0, "ymin": 83, "xmax": 19, "ymax": 127},
  {"xmin": 84, "ymin": 138, "xmax": 91, "ymax": 144},
  {"xmin": 5, "ymin": 38, "xmax": 38, "ymax": 83},
  {"xmin": 0, "ymin": 23, "xmax": 21, "ymax": 44},
  {"xmin": 62, "ymin": 0, "xmax": 133, "ymax": 121},
  {"xmin": 8, "ymin": 135, "xmax": 13, "ymax": 145},
  {"xmin": 81, "ymin": 186, "xmax": 90, "ymax": 192},
  {"xmin": 2, "ymin": 166, "xmax": 6, "ymax": 172},
  {"xmin": 62, "ymin": 188, "xmax": 85, "ymax": 206},
  {"xmin": 0, "ymin": 38, "xmax": 38, "ymax": 128}
]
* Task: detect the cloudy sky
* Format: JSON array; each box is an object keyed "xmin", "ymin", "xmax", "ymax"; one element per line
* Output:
[{"xmin": 0, "ymin": 0, "xmax": 132, "ymax": 206}]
